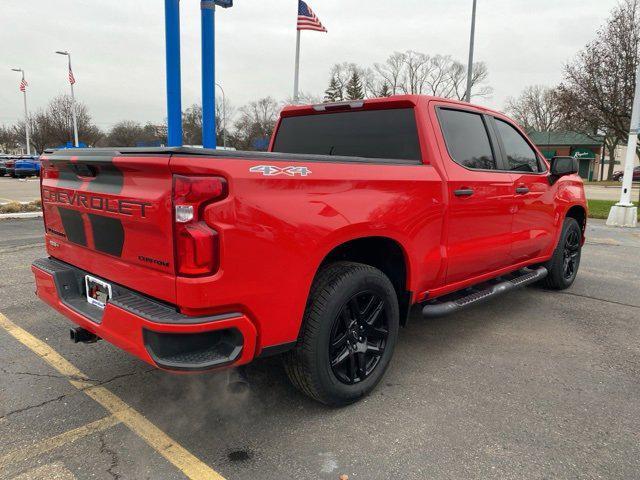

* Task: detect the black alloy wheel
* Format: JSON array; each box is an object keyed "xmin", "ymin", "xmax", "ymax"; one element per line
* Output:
[
  {"xmin": 329, "ymin": 291, "xmax": 389, "ymax": 385},
  {"xmin": 284, "ymin": 261, "xmax": 400, "ymax": 406}
]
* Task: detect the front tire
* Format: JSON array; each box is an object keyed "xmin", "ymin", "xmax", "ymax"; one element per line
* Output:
[
  {"xmin": 284, "ymin": 262, "xmax": 400, "ymax": 406},
  {"xmin": 541, "ymin": 217, "xmax": 582, "ymax": 290}
]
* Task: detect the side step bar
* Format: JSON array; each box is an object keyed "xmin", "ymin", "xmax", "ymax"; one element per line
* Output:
[{"xmin": 422, "ymin": 266, "xmax": 548, "ymax": 318}]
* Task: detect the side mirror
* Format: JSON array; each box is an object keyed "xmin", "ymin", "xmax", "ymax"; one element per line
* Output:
[{"xmin": 550, "ymin": 156, "xmax": 579, "ymax": 177}]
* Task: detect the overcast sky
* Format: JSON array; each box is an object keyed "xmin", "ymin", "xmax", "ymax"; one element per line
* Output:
[{"xmin": 1, "ymin": 0, "xmax": 618, "ymax": 130}]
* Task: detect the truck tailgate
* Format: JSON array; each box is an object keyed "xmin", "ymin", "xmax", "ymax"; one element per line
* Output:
[{"xmin": 40, "ymin": 152, "xmax": 177, "ymax": 303}]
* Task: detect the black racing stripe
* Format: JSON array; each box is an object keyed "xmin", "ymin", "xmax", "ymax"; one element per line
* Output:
[
  {"xmin": 52, "ymin": 159, "xmax": 124, "ymax": 194},
  {"xmin": 88, "ymin": 214, "xmax": 124, "ymax": 257},
  {"xmin": 86, "ymin": 163, "xmax": 124, "ymax": 194},
  {"xmin": 58, "ymin": 207, "xmax": 87, "ymax": 246},
  {"xmin": 57, "ymin": 163, "xmax": 84, "ymax": 189}
]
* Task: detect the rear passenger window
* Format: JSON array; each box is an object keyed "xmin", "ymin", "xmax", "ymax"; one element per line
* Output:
[
  {"xmin": 438, "ymin": 109, "xmax": 497, "ymax": 170},
  {"xmin": 495, "ymin": 119, "xmax": 541, "ymax": 173}
]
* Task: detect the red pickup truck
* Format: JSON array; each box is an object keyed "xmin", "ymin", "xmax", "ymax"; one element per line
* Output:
[{"xmin": 32, "ymin": 95, "xmax": 586, "ymax": 406}]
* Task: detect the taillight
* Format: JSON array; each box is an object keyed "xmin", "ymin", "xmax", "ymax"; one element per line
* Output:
[{"xmin": 173, "ymin": 175, "xmax": 227, "ymax": 276}]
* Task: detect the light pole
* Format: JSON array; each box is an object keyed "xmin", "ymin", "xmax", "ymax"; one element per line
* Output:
[
  {"xmin": 55, "ymin": 51, "xmax": 79, "ymax": 147},
  {"xmin": 11, "ymin": 68, "xmax": 30, "ymax": 155},
  {"xmin": 216, "ymin": 83, "xmax": 226, "ymax": 148},
  {"xmin": 464, "ymin": 0, "xmax": 478, "ymax": 103},
  {"xmin": 607, "ymin": 62, "xmax": 640, "ymax": 227}
]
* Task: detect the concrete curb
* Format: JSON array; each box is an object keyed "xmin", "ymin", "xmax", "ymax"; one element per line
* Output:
[{"xmin": 0, "ymin": 211, "xmax": 43, "ymax": 220}]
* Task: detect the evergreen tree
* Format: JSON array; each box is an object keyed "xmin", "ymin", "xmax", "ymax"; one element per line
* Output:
[
  {"xmin": 378, "ymin": 82, "xmax": 392, "ymax": 98},
  {"xmin": 345, "ymin": 70, "xmax": 364, "ymax": 100},
  {"xmin": 324, "ymin": 75, "xmax": 342, "ymax": 102}
]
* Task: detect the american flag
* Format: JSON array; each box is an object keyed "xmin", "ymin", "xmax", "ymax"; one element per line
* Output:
[
  {"xmin": 69, "ymin": 65, "xmax": 76, "ymax": 85},
  {"xmin": 19, "ymin": 78, "xmax": 28, "ymax": 92},
  {"xmin": 297, "ymin": 1, "xmax": 327, "ymax": 32}
]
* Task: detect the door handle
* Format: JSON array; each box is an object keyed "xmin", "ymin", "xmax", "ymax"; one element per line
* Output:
[
  {"xmin": 515, "ymin": 186, "xmax": 530, "ymax": 194},
  {"xmin": 454, "ymin": 188, "xmax": 474, "ymax": 197}
]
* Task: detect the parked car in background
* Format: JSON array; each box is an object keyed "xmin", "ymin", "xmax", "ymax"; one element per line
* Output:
[
  {"xmin": 14, "ymin": 156, "xmax": 41, "ymax": 177},
  {"xmin": 0, "ymin": 157, "xmax": 8, "ymax": 176},
  {"xmin": 612, "ymin": 166, "xmax": 640, "ymax": 182},
  {"xmin": 3, "ymin": 157, "xmax": 17, "ymax": 177}
]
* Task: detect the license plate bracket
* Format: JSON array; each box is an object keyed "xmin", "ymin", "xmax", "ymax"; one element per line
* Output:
[{"xmin": 85, "ymin": 275, "xmax": 112, "ymax": 309}]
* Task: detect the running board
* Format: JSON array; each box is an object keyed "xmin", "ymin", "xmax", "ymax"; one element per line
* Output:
[{"xmin": 421, "ymin": 266, "xmax": 548, "ymax": 318}]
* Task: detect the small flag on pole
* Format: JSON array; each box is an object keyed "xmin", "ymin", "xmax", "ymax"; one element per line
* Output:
[
  {"xmin": 69, "ymin": 65, "xmax": 76, "ymax": 85},
  {"xmin": 19, "ymin": 78, "xmax": 28, "ymax": 92},
  {"xmin": 297, "ymin": 1, "xmax": 327, "ymax": 32}
]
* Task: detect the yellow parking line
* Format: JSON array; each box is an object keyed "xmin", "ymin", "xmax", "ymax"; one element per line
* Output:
[
  {"xmin": 0, "ymin": 415, "xmax": 121, "ymax": 467},
  {"xmin": 0, "ymin": 313, "xmax": 226, "ymax": 480}
]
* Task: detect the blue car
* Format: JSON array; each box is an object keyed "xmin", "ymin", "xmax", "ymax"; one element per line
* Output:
[{"xmin": 14, "ymin": 156, "xmax": 41, "ymax": 177}]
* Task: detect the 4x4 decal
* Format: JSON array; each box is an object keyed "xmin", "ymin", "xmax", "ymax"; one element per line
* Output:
[{"xmin": 249, "ymin": 165, "xmax": 312, "ymax": 177}]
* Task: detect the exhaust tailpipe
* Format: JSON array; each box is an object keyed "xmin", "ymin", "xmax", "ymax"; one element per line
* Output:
[
  {"xmin": 69, "ymin": 327, "xmax": 100, "ymax": 344},
  {"xmin": 226, "ymin": 367, "xmax": 250, "ymax": 395}
]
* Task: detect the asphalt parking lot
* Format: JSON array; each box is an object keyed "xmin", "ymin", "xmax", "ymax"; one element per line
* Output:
[
  {"xmin": 0, "ymin": 176, "xmax": 40, "ymax": 204},
  {"xmin": 0, "ymin": 217, "xmax": 639, "ymax": 479}
]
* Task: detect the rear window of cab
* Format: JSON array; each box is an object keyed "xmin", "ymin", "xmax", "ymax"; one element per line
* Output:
[{"xmin": 272, "ymin": 108, "xmax": 422, "ymax": 162}]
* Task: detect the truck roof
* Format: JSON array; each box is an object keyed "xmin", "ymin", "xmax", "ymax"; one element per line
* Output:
[{"xmin": 281, "ymin": 94, "xmax": 502, "ymax": 117}]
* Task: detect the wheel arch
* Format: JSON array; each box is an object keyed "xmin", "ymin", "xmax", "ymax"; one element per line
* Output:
[
  {"xmin": 565, "ymin": 204, "xmax": 587, "ymax": 236},
  {"xmin": 316, "ymin": 235, "xmax": 413, "ymax": 325}
]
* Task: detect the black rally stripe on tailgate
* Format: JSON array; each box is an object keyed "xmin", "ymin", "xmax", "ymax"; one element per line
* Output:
[
  {"xmin": 53, "ymin": 154, "xmax": 124, "ymax": 194},
  {"xmin": 58, "ymin": 207, "xmax": 87, "ymax": 246},
  {"xmin": 88, "ymin": 214, "xmax": 124, "ymax": 257}
]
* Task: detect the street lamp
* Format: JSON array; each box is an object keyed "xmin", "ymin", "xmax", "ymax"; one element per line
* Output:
[
  {"xmin": 464, "ymin": 0, "xmax": 478, "ymax": 103},
  {"xmin": 55, "ymin": 50, "xmax": 79, "ymax": 147},
  {"xmin": 11, "ymin": 68, "xmax": 30, "ymax": 155},
  {"xmin": 216, "ymin": 83, "xmax": 226, "ymax": 148}
]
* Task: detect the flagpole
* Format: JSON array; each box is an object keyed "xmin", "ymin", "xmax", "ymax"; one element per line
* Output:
[
  {"xmin": 293, "ymin": 29, "xmax": 301, "ymax": 103},
  {"xmin": 11, "ymin": 68, "xmax": 30, "ymax": 155},
  {"xmin": 56, "ymin": 51, "xmax": 80, "ymax": 147},
  {"xmin": 68, "ymin": 55, "xmax": 79, "ymax": 147},
  {"xmin": 22, "ymin": 72, "xmax": 31, "ymax": 155}
]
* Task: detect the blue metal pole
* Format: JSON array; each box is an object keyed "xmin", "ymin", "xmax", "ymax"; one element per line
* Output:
[
  {"xmin": 201, "ymin": 0, "xmax": 216, "ymax": 149},
  {"xmin": 165, "ymin": 0, "xmax": 183, "ymax": 147}
]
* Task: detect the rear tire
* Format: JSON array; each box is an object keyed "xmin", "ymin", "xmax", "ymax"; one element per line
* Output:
[
  {"xmin": 284, "ymin": 262, "xmax": 399, "ymax": 406},
  {"xmin": 540, "ymin": 217, "xmax": 582, "ymax": 290}
]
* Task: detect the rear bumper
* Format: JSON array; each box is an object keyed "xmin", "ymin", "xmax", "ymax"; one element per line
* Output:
[
  {"xmin": 32, "ymin": 257, "xmax": 257, "ymax": 371},
  {"xmin": 15, "ymin": 168, "xmax": 37, "ymax": 176}
]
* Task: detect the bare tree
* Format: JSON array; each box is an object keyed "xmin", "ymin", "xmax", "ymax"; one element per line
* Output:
[
  {"xmin": 505, "ymin": 85, "xmax": 563, "ymax": 132},
  {"xmin": 400, "ymin": 51, "xmax": 431, "ymax": 94},
  {"xmin": 0, "ymin": 125, "xmax": 17, "ymax": 152},
  {"xmin": 46, "ymin": 95, "xmax": 102, "ymax": 146},
  {"xmin": 13, "ymin": 111, "xmax": 52, "ymax": 154},
  {"xmin": 557, "ymin": 0, "xmax": 640, "ymax": 179},
  {"xmin": 104, "ymin": 121, "xmax": 165, "ymax": 147},
  {"xmin": 374, "ymin": 52, "xmax": 406, "ymax": 95},
  {"xmin": 216, "ymin": 96, "xmax": 235, "ymax": 142},
  {"xmin": 234, "ymin": 97, "xmax": 279, "ymax": 151},
  {"xmin": 182, "ymin": 104, "xmax": 202, "ymax": 146},
  {"xmin": 374, "ymin": 50, "xmax": 492, "ymax": 99}
]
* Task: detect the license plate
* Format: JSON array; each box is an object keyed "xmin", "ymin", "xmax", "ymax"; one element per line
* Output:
[{"xmin": 85, "ymin": 275, "xmax": 112, "ymax": 309}]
